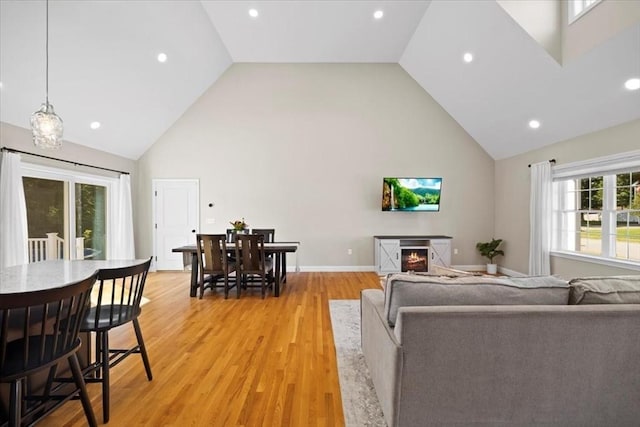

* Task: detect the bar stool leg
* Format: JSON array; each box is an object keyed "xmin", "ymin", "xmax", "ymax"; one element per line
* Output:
[
  {"xmin": 133, "ymin": 318, "xmax": 153, "ymax": 381},
  {"xmin": 8, "ymin": 379, "xmax": 21, "ymax": 427},
  {"xmin": 100, "ymin": 331, "xmax": 110, "ymax": 423},
  {"xmin": 69, "ymin": 353, "xmax": 98, "ymax": 427}
]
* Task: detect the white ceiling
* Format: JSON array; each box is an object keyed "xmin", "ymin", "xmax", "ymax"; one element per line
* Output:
[
  {"xmin": 201, "ymin": 1, "xmax": 430, "ymax": 63},
  {"xmin": 1, "ymin": 0, "xmax": 639, "ymax": 160}
]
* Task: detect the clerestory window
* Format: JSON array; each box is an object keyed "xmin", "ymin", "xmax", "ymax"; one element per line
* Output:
[{"xmin": 568, "ymin": 0, "xmax": 602, "ymax": 24}]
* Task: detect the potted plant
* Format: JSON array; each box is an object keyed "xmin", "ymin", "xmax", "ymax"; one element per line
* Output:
[
  {"xmin": 229, "ymin": 218, "xmax": 248, "ymax": 232},
  {"xmin": 475, "ymin": 238, "xmax": 504, "ymax": 274}
]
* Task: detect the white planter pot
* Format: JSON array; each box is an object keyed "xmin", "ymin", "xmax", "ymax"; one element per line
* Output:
[{"xmin": 486, "ymin": 264, "xmax": 498, "ymax": 275}]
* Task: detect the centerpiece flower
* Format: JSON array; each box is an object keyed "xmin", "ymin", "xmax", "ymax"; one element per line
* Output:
[{"xmin": 230, "ymin": 217, "xmax": 248, "ymax": 231}]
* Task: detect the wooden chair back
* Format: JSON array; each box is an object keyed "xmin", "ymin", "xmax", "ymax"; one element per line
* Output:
[
  {"xmin": 252, "ymin": 228, "xmax": 275, "ymax": 243},
  {"xmin": 235, "ymin": 234, "xmax": 266, "ymax": 276},
  {"xmin": 226, "ymin": 229, "xmax": 248, "ymax": 243},
  {"xmin": 1, "ymin": 273, "xmax": 97, "ymax": 379},
  {"xmin": 83, "ymin": 258, "xmax": 151, "ymax": 332},
  {"xmin": 1, "ymin": 273, "xmax": 98, "ymax": 427},
  {"xmin": 197, "ymin": 234, "xmax": 229, "ymax": 275}
]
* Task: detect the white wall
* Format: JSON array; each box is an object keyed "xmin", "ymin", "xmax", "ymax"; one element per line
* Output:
[
  {"xmin": 495, "ymin": 118, "xmax": 640, "ymax": 278},
  {"xmin": 497, "ymin": 0, "xmax": 561, "ymax": 64},
  {"xmin": 137, "ymin": 63, "xmax": 495, "ymax": 270}
]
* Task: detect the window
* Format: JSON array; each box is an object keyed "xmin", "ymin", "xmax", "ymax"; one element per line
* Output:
[
  {"xmin": 22, "ymin": 163, "xmax": 117, "ymax": 262},
  {"xmin": 552, "ymin": 151, "xmax": 640, "ymax": 269},
  {"xmin": 75, "ymin": 182, "xmax": 108, "ymax": 259},
  {"xmin": 569, "ymin": 0, "xmax": 602, "ymax": 24}
]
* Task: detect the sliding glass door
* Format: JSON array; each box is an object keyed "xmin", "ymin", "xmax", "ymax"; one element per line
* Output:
[
  {"xmin": 23, "ymin": 176, "xmax": 67, "ymax": 261},
  {"xmin": 76, "ymin": 182, "xmax": 107, "ymax": 260},
  {"xmin": 22, "ymin": 164, "xmax": 112, "ymax": 262}
]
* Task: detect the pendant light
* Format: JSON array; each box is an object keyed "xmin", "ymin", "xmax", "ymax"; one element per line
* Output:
[{"xmin": 31, "ymin": 0, "xmax": 63, "ymax": 149}]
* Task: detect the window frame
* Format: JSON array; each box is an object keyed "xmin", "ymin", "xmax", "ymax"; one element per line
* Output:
[
  {"xmin": 551, "ymin": 150, "xmax": 640, "ymax": 272},
  {"xmin": 21, "ymin": 162, "xmax": 118, "ymax": 260}
]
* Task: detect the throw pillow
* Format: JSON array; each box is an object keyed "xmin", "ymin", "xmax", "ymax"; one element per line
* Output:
[{"xmin": 568, "ymin": 276, "xmax": 640, "ymax": 304}]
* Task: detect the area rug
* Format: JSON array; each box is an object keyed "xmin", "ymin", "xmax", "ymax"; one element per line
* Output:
[{"xmin": 329, "ymin": 300, "xmax": 387, "ymax": 427}]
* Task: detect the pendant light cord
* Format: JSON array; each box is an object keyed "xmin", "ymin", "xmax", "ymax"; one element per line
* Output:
[{"xmin": 45, "ymin": 0, "xmax": 49, "ymax": 104}]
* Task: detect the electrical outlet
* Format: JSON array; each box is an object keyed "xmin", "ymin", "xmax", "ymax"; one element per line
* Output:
[
  {"xmin": 347, "ymin": 249, "xmax": 353, "ymax": 255},
  {"xmin": 453, "ymin": 248, "xmax": 459, "ymax": 255}
]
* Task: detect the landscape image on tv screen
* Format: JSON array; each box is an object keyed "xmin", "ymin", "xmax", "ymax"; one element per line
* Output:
[{"xmin": 382, "ymin": 178, "xmax": 442, "ymax": 211}]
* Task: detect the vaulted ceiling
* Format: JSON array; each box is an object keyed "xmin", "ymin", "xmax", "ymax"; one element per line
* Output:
[{"xmin": 1, "ymin": 1, "xmax": 639, "ymax": 160}]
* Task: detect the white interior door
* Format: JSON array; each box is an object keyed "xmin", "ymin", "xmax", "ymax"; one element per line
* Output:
[{"xmin": 153, "ymin": 179, "xmax": 199, "ymax": 270}]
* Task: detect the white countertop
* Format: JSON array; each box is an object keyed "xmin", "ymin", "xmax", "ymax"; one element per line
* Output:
[{"xmin": 0, "ymin": 259, "xmax": 148, "ymax": 294}]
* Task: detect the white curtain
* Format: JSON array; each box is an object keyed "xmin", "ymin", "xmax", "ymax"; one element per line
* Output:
[
  {"xmin": 110, "ymin": 174, "xmax": 135, "ymax": 259},
  {"xmin": 0, "ymin": 152, "xmax": 29, "ymax": 268},
  {"xmin": 529, "ymin": 161, "xmax": 552, "ymax": 275}
]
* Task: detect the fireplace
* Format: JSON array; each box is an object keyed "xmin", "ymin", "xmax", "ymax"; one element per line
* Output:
[{"xmin": 401, "ymin": 248, "xmax": 428, "ymax": 272}]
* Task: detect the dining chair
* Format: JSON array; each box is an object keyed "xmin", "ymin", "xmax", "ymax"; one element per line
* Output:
[
  {"xmin": 252, "ymin": 228, "xmax": 275, "ymax": 263},
  {"xmin": 234, "ymin": 234, "xmax": 274, "ymax": 299},
  {"xmin": 80, "ymin": 257, "xmax": 153, "ymax": 423},
  {"xmin": 226, "ymin": 228, "xmax": 249, "ymax": 243},
  {"xmin": 251, "ymin": 228, "xmax": 275, "ymax": 243},
  {"xmin": 0, "ymin": 273, "xmax": 98, "ymax": 427},
  {"xmin": 196, "ymin": 234, "xmax": 237, "ymax": 299}
]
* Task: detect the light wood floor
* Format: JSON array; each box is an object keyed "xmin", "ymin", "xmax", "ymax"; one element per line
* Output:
[{"xmin": 40, "ymin": 271, "xmax": 382, "ymax": 426}]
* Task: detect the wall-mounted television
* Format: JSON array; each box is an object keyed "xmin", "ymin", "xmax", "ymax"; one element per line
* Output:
[{"xmin": 382, "ymin": 177, "xmax": 442, "ymax": 212}]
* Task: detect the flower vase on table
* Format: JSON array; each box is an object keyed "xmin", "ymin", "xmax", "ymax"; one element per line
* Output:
[{"xmin": 230, "ymin": 218, "xmax": 249, "ymax": 235}]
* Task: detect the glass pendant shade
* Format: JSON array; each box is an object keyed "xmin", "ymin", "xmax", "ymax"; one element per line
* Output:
[{"xmin": 31, "ymin": 101, "xmax": 63, "ymax": 149}]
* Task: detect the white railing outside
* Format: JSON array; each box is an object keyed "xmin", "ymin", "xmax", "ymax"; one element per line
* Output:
[
  {"xmin": 27, "ymin": 232, "xmax": 67, "ymax": 262},
  {"xmin": 76, "ymin": 237, "xmax": 85, "ymax": 260}
]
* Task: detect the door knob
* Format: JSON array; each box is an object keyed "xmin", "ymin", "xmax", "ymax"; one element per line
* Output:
[{"xmin": 192, "ymin": 229, "xmax": 196, "ymax": 233}]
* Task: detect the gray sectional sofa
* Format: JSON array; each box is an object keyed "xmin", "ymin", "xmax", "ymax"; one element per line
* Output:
[{"xmin": 361, "ymin": 274, "xmax": 640, "ymax": 427}]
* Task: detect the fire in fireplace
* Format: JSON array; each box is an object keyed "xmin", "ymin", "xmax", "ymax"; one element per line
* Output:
[{"xmin": 401, "ymin": 248, "xmax": 428, "ymax": 272}]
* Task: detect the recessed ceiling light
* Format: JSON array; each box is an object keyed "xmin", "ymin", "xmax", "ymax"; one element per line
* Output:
[
  {"xmin": 249, "ymin": 8, "xmax": 259, "ymax": 18},
  {"xmin": 157, "ymin": 53, "xmax": 167, "ymax": 63},
  {"xmin": 529, "ymin": 119, "xmax": 541, "ymax": 129},
  {"xmin": 90, "ymin": 121, "xmax": 101, "ymax": 130},
  {"xmin": 373, "ymin": 10, "xmax": 384, "ymax": 19},
  {"xmin": 0, "ymin": 82, "xmax": 3, "ymax": 89},
  {"xmin": 463, "ymin": 52, "xmax": 473, "ymax": 63},
  {"xmin": 624, "ymin": 77, "xmax": 640, "ymax": 91}
]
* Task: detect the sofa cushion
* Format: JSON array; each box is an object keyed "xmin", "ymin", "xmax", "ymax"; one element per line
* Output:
[
  {"xmin": 568, "ymin": 276, "xmax": 640, "ymax": 304},
  {"xmin": 508, "ymin": 275, "xmax": 569, "ymax": 288},
  {"xmin": 383, "ymin": 273, "xmax": 569, "ymax": 327}
]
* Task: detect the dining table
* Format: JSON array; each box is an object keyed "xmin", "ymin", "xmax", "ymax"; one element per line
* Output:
[
  {"xmin": 172, "ymin": 242, "xmax": 300, "ymax": 297},
  {"xmin": 0, "ymin": 259, "xmax": 149, "ymax": 295}
]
